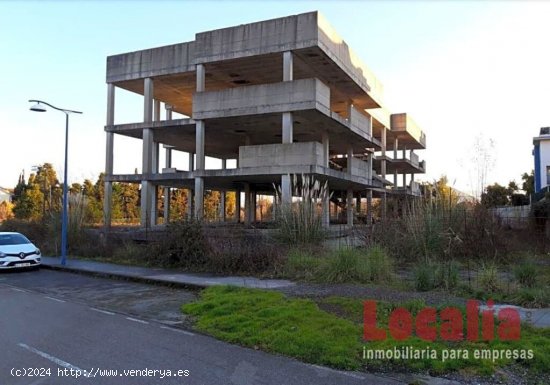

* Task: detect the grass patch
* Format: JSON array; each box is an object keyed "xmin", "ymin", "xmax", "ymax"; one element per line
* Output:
[
  {"xmin": 183, "ymin": 287, "xmax": 550, "ymax": 377},
  {"xmin": 182, "ymin": 286, "xmax": 360, "ymax": 369},
  {"xmin": 282, "ymin": 245, "xmax": 394, "ymax": 285}
]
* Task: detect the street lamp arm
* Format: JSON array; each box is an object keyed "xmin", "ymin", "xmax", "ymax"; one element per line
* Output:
[{"xmin": 28, "ymin": 99, "xmax": 82, "ymax": 114}]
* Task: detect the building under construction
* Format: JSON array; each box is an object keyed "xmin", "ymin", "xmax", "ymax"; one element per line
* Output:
[{"xmin": 103, "ymin": 11, "xmax": 426, "ymax": 228}]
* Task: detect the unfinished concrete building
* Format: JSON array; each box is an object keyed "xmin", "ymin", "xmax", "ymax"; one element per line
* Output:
[{"xmin": 103, "ymin": 11, "xmax": 426, "ymax": 229}]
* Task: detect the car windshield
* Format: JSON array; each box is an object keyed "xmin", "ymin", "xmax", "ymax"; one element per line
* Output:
[{"xmin": 0, "ymin": 234, "xmax": 31, "ymax": 245}]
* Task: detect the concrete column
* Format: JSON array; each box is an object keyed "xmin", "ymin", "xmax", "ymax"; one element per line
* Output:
[
  {"xmin": 144, "ymin": 78, "xmax": 153, "ymax": 123},
  {"xmin": 347, "ymin": 146, "xmax": 353, "ymax": 173},
  {"xmin": 282, "ymin": 51, "xmax": 294, "ymax": 145},
  {"xmin": 281, "ymin": 174, "xmax": 292, "ymax": 205},
  {"xmin": 163, "ymin": 147, "xmax": 172, "ymax": 224},
  {"xmin": 194, "ymin": 120, "xmax": 205, "ymax": 220},
  {"xmin": 154, "ymin": 100, "xmax": 161, "ymax": 122},
  {"xmin": 141, "ymin": 78, "xmax": 154, "ymax": 228},
  {"xmin": 244, "ymin": 184, "xmax": 251, "ymax": 226},
  {"xmin": 196, "ymin": 64, "xmax": 205, "ymax": 92},
  {"xmin": 188, "ymin": 152, "xmax": 195, "ymax": 171},
  {"xmin": 219, "ymin": 159, "xmax": 226, "ymax": 221},
  {"xmin": 165, "ymin": 104, "xmax": 173, "ymax": 120},
  {"xmin": 394, "ymin": 170, "xmax": 398, "ymax": 187},
  {"xmin": 356, "ymin": 193, "xmax": 361, "ymax": 213},
  {"xmin": 104, "ymin": 83, "xmax": 115, "ymax": 230},
  {"xmin": 322, "ymin": 183, "xmax": 330, "ymax": 228},
  {"xmin": 402, "ymin": 145, "xmax": 407, "ymax": 159},
  {"xmin": 150, "ymin": 185, "xmax": 158, "ymax": 226},
  {"xmin": 282, "ymin": 112, "xmax": 293, "ymax": 144},
  {"xmin": 393, "ymin": 137, "xmax": 398, "ymax": 159},
  {"xmin": 187, "ymin": 189, "xmax": 194, "ymax": 220},
  {"xmin": 346, "ymin": 188, "xmax": 353, "ymax": 226},
  {"xmin": 194, "ymin": 177, "xmax": 204, "ymax": 219},
  {"xmin": 196, "ymin": 121, "xmax": 205, "ymax": 171},
  {"xmin": 251, "ymin": 190, "xmax": 257, "ymax": 223},
  {"xmin": 411, "ymin": 173, "xmax": 415, "ymax": 182},
  {"xmin": 236, "ymin": 189, "xmax": 241, "ymax": 223},
  {"xmin": 141, "ymin": 130, "xmax": 154, "ymax": 227},
  {"xmin": 283, "ymin": 51, "xmax": 293, "ymax": 82},
  {"xmin": 381, "ymin": 127, "xmax": 387, "ymax": 179},
  {"xmin": 322, "ymin": 131, "xmax": 329, "ymax": 167},
  {"xmin": 366, "ymin": 153, "xmax": 373, "ymax": 182},
  {"xmin": 403, "ymin": 173, "xmax": 407, "ymax": 188},
  {"xmin": 366, "ymin": 189, "xmax": 373, "ymax": 225}
]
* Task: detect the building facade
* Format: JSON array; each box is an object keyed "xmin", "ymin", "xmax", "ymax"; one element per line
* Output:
[
  {"xmin": 533, "ymin": 127, "xmax": 550, "ymax": 193},
  {"xmin": 103, "ymin": 11, "xmax": 426, "ymax": 228}
]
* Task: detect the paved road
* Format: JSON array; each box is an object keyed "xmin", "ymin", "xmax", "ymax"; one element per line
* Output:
[{"xmin": 0, "ymin": 270, "xmax": 406, "ymax": 385}]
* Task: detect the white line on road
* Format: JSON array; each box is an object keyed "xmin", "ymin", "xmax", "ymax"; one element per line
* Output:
[
  {"xmin": 90, "ymin": 307, "xmax": 115, "ymax": 316},
  {"xmin": 126, "ymin": 317, "xmax": 149, "ymax": 324},
  {"xmin": 310, "ymin": 364, "xmax": 366, "ymax": 380},
  {"xmin": 160, "ymin": 326, "xmax": 195, "ymax": 336},
  {"xmin": 10, "ymin": 287, "xmax": 28, "ymax": 293},
  {"xmin": 44, "ymin": 296, "xmax": 66, "ymax": 303},
  {"xmin": 18, "ymin": 343, "xmax": 85, "ymax": 373}
]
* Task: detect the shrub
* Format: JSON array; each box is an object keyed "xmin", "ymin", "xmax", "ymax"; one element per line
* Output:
[
  {"xmin": 283, "ymin": 248, "xmax": 323, "ymax": 280},
  {"xmin": 477, "ymin": 263, "xmax": 500, "ymax": 293},
  {"xmin": 364, "ymin": 245, "xmax": 393, "ymax": 283},
  {"xmin": 274, "ymin": 174, "xmax": 328, "ymax": 245},
  {"xmin": 318, "ymin": 247, "xmax": 369, "ymax": 283},
  {"xmin": 153, "ymin": 219, "xmax": 210, "ymax": 268},
  {"xmin": 514, "ymin": 262, "xmax": 538, "ymax": 288},
  {"xmin": 414, "ymin": 263, "xmax": 435, "ymax": 291},
  {"xmin": 512, "ymin": 287, "xmax": 549, "ymax": 308},
  {"xmin": 434, "ymin": 260, "xmax": 460, "ymax": 290}
]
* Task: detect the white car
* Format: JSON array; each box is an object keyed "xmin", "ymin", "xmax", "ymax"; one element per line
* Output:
[{"xmin": 0, "ymin": 232, "xmax": 41, "ymax": 270}]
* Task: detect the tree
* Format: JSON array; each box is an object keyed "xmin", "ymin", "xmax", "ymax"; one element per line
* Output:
[
  {"xmin": 522, "ymin": 171, "xmax": 535, "ymax": 195},
  {"xmin": 481, "ymin": 183, "xmax": 511, "ymax": 207}
]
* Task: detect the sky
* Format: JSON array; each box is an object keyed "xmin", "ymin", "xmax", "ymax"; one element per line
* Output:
[{"xmin": 1, "ymin": 0, "xmax": 549, "ymax": 196}]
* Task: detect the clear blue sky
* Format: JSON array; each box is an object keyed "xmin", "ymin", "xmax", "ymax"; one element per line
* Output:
[{"xmin": 1, "ymin": 1, "xmax": 548, "ymax": 195}]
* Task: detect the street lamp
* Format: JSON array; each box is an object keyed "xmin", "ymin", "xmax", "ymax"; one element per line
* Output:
[{"xmin": 28, "ymin": 100, "xmax": 82, "ymax": 266}]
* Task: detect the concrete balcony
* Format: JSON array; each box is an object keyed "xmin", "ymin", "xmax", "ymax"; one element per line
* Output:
[
  {"xmin": 373, "ymin": 152, "xmax": 426, "ymax": 174},
  {"xmin": 390, "ymin": 113, "xmax": 426, "ymax": 150},
  {"xmin": 192, "ymin": 78, "xmax": 330, "ymax": 120},
  {"xmin": 239, "ymin": 142, "xmax": 323, "ymax": 168},
  {"xmin": 349, "ymin": 106, "xmax": 372, "ymax": 138}
]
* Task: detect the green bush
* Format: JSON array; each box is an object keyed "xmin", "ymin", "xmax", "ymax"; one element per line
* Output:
[
  {"xmin": 364, "ymin": 245, "xmax": 393, "ymax": 283},
  {"xmin": 318, "ymin": 247, "xmax": 369, "ymax": 283},
  {"xmin": 514, "ymin": 262, "xmax": 538, "ymax": 288},
  {"xmin": 434, "ymin": 260, "xmax": 460, "ymax": 290},
  {"xmin": 283, "ymin": 248, "xmax": 322, "ymax": 280},
  {"xmin": 414, "ymin": 263, "xmax": 435, "ymax": 291},
  {"xmin": 512, "ymin": 287, "xmax": 549, "ymax": 308},
  {"xmin": 477, "ymin": 263, "xmax": 501, "ymax": 293}
]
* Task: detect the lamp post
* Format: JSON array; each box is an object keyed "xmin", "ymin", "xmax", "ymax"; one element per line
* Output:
[{"xmin": 29, "ymin": 100, "xmax": 82, "ymax": 266}]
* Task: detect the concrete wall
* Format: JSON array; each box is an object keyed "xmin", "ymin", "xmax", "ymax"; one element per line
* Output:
[
  {"xmin": 107, "ymin": 42, "xmax": 195, "ymax": 83},
  {"xmin": 346, "ymin": 157, "xmax": 369, "ymax": 178},
  {"xmin": 349, "ymin": 107, "xmax": 372, "ymax": 137},
  {"xmin": 239, "ymin": 142, "xmax": 323, "ymax": 168},
  {"xmin": 192, "ymin": 78, "xmax": 330, "ymax": 119}
]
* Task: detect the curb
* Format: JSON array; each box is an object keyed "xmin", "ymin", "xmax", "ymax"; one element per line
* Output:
[{"xmin": 41, "ymin": 263, "xmax": 206, "ymax": 291}]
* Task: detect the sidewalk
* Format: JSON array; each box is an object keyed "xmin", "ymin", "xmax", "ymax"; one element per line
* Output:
[
  {"xmin": 41, "ymin": 256, "xmax": 295, "ymax": 290},
  {"xmin": 41, "ymin": 256, "xmax": 549, "ymax": 328}
]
